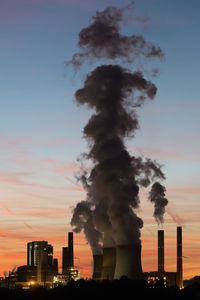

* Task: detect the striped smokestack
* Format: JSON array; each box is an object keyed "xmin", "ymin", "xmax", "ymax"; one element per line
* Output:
[
  {"xmin": 158, "ymin": 230, "xmax": 164, "ymax": 272},
  {"xmin": 177, "ymin": 226, "xmax": 183, "ymax": 289}
]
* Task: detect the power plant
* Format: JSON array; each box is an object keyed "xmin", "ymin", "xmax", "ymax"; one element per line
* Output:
[
  {"xmin": 0, "ymin": 228, "xmax": 183, "ymax": 289},
  {"xmin": 92, "ymin": 226, "xmax": 183, "ymax": 289},
  {"xmin": 3, "ymin": 232, "xmax": 80, "ymax": 288}
]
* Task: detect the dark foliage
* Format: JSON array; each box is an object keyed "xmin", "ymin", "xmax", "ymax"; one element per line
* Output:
[{"xmin": 0, "ymin": 278, "xmax": 200, "ymax": 300}]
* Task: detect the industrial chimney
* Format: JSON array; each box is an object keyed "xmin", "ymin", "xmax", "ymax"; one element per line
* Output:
[
  {"xmin": 62, "ymin": 232, "xmax": 74, "ymax": 274},
  {"xmin": 114, "ymin": 245, "xmax": 143, "ymax": 280},
  {"xmin": 177, "ymin": 226, "xmax": 183, "ymax": 289},
  {"xmin": 158, "ymin": 230, "xmax": 164, "ymax": 272},
  {"xmin": 92, "ymin": 254, "xmax": 103, "ymax": 280}
]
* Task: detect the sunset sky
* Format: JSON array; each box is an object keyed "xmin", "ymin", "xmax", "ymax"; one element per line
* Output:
[{"xmin": 0, "ymin": 0, "xmax": 200, "ymax": 280}]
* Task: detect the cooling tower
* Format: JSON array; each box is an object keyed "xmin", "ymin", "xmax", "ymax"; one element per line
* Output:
[
  {"xmin": 114, "ymin": 245, "xmax": 143, "ymax": 280},
  {"xmin": 101, "ymin": 247, "xmax": 116, "ymax": 280},
  {"xmin": 158, "ymin": 230, "xmax": 164, "ymax": 271},
  {"xmin": 92, "ymin": 254, "xmax": 103, "ymax": 280},
  {"xmin": 177, "ymin": 226, "xmax": 183, "ymax": 289}
]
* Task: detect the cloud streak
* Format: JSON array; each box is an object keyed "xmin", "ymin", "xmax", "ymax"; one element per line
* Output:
[
  {"xmin": 1, "ymin": 204, "xmax": 34, "ymax": 231},
  {"xmin": 168, "ymin": 188, "xmax": 200, "ymax": 195},
  {"xmin": 0, "ymin": 170, "xmax": 84, "ymax": 192}
]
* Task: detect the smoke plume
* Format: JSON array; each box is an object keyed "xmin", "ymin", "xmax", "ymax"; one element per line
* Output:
[
  {"xmin": 71, "ymin": 201, "xmax": 103, "ymax": 254},
  {"xmin": 69, "ymin": 5, "xmax": 164, "ymax": 69},
  {"xmin": 148, "ymin": 182, "xmax": 168, "ymax": 225},
  {"xmin": 70, "ymin": 3, "xmax": 166, "ymax": 252}
]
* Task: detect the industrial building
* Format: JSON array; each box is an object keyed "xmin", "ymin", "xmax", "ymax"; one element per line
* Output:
[
  {"xmin": 14, "ymin": 232, "xmax": 79, "ymax": 288},
  {"xmin": 143, "ymin": 227, "xmax": 183, "ymax": 288},
  {"xmin": 92, "ymin": 226, "xmax": 183, "ymax": 289},
  {"xmin": 16, "ymin": 241, "xmax": 58, "ymax": 287},
  {"xmin": 54, "ymin": 232, "xmax": 80, "ymax": 285}
]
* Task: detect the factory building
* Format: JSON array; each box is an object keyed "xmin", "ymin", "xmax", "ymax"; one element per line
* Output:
[
  {"xmin": 92, "ymin": 227, "xmax": 183, "ymax": 289},
  {"xmin": 143, "ymin": 227, "xmax": 183, "ymax": 288},
  {"xmin": 27, "ymin": 241, "xmax": 56, "ymax": 283},
  {"xmin": 16, "ymin": 241, "xmax": 58, "ymax": 287},
  {"xmin": 2, "ymin": 232, "xmax": 79, "ymax": 289},
  {"xmin": 53, "ymin": 232, "xmax": 80, "ymax": 285}
]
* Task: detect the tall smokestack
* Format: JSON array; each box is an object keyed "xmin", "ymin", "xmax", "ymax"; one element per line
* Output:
[
  {"xmin": 68, "ymin": 232, "xmax": 74, "ymax": 268},
  {"xmin": 114, "ymin": 245, "xmax": 142, "ymax": 280},
  {"xmin": 177, "ymin": 226, "xmax": 183, "ymax": 289},
  {"xmin": 62, "ymin": 232, "xmax": 74, "ymax": 274},
  {"xmin": 158, "ymin": 230, "xmax": 164, "ymax": 272}
]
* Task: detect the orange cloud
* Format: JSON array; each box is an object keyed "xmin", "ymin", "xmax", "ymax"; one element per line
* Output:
[
  {"xmin": 16, "ymin": 207, "xmax": 72, "ymax": 219},
  {"xmin": 1, "ymin": 204, "xmax": 33, "ymax": 231},
  {"xmin": 168, "ymin": 188, "xmax": 200, "ymax": 194},
  {"xmin": 23, "ymin": 222, "xmax": 33, "ymax": 231},
  {"xmin": 0, "ymin": 231, "xmax": 28, "ymax": 242},
  {"xmin": 0, "ymin": 170, "xmax": 84, "ymax": 191}
]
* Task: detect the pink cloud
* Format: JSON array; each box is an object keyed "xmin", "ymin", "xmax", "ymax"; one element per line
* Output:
[
  {"xmin": 42, "ymin": 157, "xmax": 78, "ymax": 175},
  {"xmin": 1, "ymin": 204, "xmax": 34, "ymax": 232},
  {"xmin": 0, "ymin": 170, "xmax": 84, "ymax": 192},
  {"xmin": 16, "ymin": 207, "xmax": 72, "ymax": 219},
  {"xmin": 0, "ymin": 135, "xmax": 83, "ymax": 190},
  {"xmin": 133, "ymin": 146, "xmax": 187, "ymax": 161},
  {"xmin": 168, "ymin": 188, "xmax": 200, "ymax": 194},
  {"xmin": 129, "ymin": 145, "xmax": 200, "ymax": 163},
  {"xmin": 23, "ymin": 222, "xmax": 33, "ymax": 231},
  {"xmin": 0, "ymin": 171, "xmax": 34, "ymax": 186},
  {"xmin": 0, "ymin": 231, "xmax": 29, "ymax": 242},
  {"xmin": 164, "ymin": 199, "xmax": 185, "ymax": 226},
  {"xmin": 1, "ymin": 204, "xmax": 17, "ymax": 217},
  {"xmin": 0, "ymin": 134, "xmax": 69, "ymax": 154}
]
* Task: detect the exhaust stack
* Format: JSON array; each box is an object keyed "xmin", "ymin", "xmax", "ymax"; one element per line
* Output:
[
  {"xmin": 114, "ymin": 245, "xmax": 143, "ymax": 280},
  {"xmin": 158, "ymin": 230, "xmax": 164, "ymax": 272},
  {"xmin": 62, "ymin": 232, "xmax": 74, "ymax": 274},
  {"xmin": 177, "ymin": 226, "xmax": 183, "ymax": 289}
]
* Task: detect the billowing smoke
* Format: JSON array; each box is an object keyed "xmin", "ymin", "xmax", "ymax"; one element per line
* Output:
[
  {"xmin": 69, "ymin": 5, "xmax": 163, "ymax": 69},
  {"xmin": 71, "ymin": 201, "xmax": 103, "ymax": 254},
  {"xmin": 70, "ymin": 4, "xmax": 166, "ymax": 252},
  {"xmin": 148, "ymin": 182, "xmax": 168, "ymax": 225}
]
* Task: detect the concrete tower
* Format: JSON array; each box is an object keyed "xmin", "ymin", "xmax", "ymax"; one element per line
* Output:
[
  {"xmin": 158, "ymin": 230, "xmax": 164, "ymax": 272},
  {"xmin": 92, "ymin": 254, "xmax": 103, "ymax": 280},
  {"xmin": 101, "ymin": 247, "xmax": 116, "ymax": 280},
  {"xmin": 114, "ymin": 245, "xmax": 143, "ymax": 280}
]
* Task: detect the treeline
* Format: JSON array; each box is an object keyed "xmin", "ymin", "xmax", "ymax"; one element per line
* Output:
[{"xmin": 0, "ymin": 278, "xmax": 200, "ymax": 300}]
